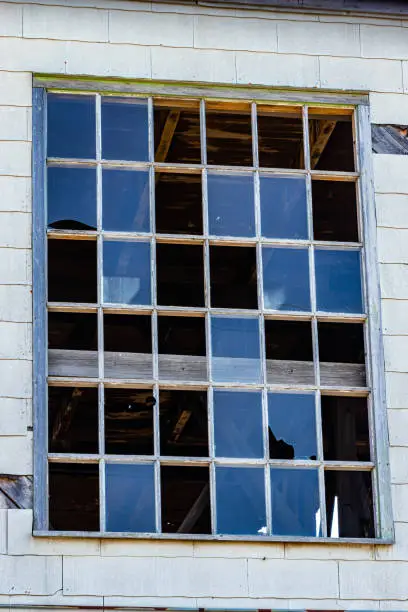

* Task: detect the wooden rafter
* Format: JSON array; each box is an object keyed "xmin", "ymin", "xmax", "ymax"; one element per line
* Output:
[
  {"xmin": 155, "ymin": 110, "xmax": 181, "ymax": 163},
  {"xmin": 310, "ymin": 119, "xmax": 337, "ymax": 169},
  {"xmin": 177, "ymin": 483, "xmax": 210, "ymax": 533},
  {"xmin": 172, "ymin": 409, "xmax": 192, "ymax": 442}
]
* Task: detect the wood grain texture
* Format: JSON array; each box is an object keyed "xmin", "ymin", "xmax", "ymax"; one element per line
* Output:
[{"xmin": 0, "ymin": 475, "xmax": 33, "ymax": 509}]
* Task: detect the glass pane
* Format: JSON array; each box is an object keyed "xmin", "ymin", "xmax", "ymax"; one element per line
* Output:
[
  {"xmin": 326, "ymin": 470, "xmax": 374, "ymax": 538},
  {"xmin": 262, "ymin": 247, "xmax": 310, "ymax": 311},
  {"xmin": 103, "ymin": 240, "xmax": 151, "ymax": 305},
  {"xmin": 47, "ymin": 93, "xmax": 96, "ymax": 159},
  {"xmin": 322, "ymin": 396, "xmax": 370, "ymax": 461},
  {"xmin": 257, "ymin": 106, "xmax": 303, "ymax": 169},
  {"xmin": 265, "ymin": 320, "xmax": 314, "ymax": 385},
  {"xmin": 49, "ymin": 463, "xmax": 99, "ymax": 531},
  {"xmin": 207, "ymin": 174, "xmax": 255, "ymax": 237},
  {"xmin": 216, "ymin": 467, "xmax": 266, "ymax": 535},
  {"xmin": 156, "ymin": 243, "xmax": 204, "ymax": 307},
  {"xmin": 48, "ymin": 239, "xmax": 97, "ymax": 303},
  {"xmin": 315, "ymin": 249, "xmax": 363, "ymax": 313},
  {"xmin": 106, "ymin": 463, "xmax": 155, "ymax": 533},
  {"xmin": 206, "ymin": 102, "xmax": 252, "ymax": 166},
  {"xmin": 48, "ymin": 167, "xmax": 96, "ymax": 230},
  {"xmin": 161, "ymin": 466, "xmax": 211, "ymax": 534},
  {"xmin": 48, "ymin": 312, "xmax": 98, "ymax": 378},
  {"xmin": 102, "ymin": 169, "xmax": 150, "ymax": 232},
  {"xmin": 214, "ymin": 390, "xmax": 263, "ymax": 459},
  {"xmin": 159, "ymin": 390, "xmax": 208, "ymax": 457},
  {"xmin": 318, "ymin": 322, "xmax": 366, "ymax": 388},
  {"xmin": 270, "ymin": 468, "xmax": 320, "ymax": 537},
  {"xmin": 210, "ymin": 246, "xmax": 258, "ymax": 309},
  {"xmin": 48, "ymin": 386, "xmax": 98, "ymax": 453},
  {"xmin": 105, "ymin": 388, "xmax": 154, "ymax": 455},
  {"xmin": 312, "ymin": 180, "xmax": 358, "ymax": 242},
  {"xmin": 102, "ymin": 97, "xmax": 148, "ymax": 162},
  {"xmin": 104, "ymin": 314, "xmax": 152, "ymax": 380},
  {"xmin": 268, "ymin": 393, "xmax": 316, "ymax": 460},
  {"xmin": 158, "ymin": 316, "xmax": 207, "ymax": 382},
  {"xmin": 309, "ymin": 110, "xmax": 355, "ymax": 172},
  {"xmin": 154, "ymin": 99, "xmax": 201, "ymax": 164},
  {"xmin": 155, "ymin": 172, "xmax": 202, "ymax": 235},
  {"xmin": 211, "ymin": 316, "xmax": 261, "ymax": 383},
  {"xmin": 260, "ymin": 175, "xmax": 308, "ymax": 239}
]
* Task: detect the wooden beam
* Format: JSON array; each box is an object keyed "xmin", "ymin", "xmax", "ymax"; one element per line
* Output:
[
  {"xmin": 310, "ymin": 120, "xmax": 337, "ymax": 169},
  {"xmin": 172, "ymin": 409, "xmax": 192, "ymax": 442},
  {"xmin": 155, "ymin": 110, "xmax": 181, "ymax": 163},
  {"xmin": 177, "ymin": 483, "xmax": 210, "ymax": 533}
]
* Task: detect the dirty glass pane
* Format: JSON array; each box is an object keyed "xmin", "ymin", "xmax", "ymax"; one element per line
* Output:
[
  {"xmin": 270, "ymin": 468, "xmax": 320, "ymax": 537},
  {"xmin": 207, "ymin": 173, "xmax": 255, "ymax": 237},
  {"xmin": 105, "ymin": 388, "xmax": 154, "ymax": 455},
  {"xmin": 326, "ymin": 470, "xmax": 374, "ymax": 538},
  {"xmin": 210, "ymin": 245, "xmax": 258, "ymax": 309},
  {"xmin": 161, "ymin": 466, "xmax": 211, "ymax": 534},
  {"xmin": 104, "ymin": 314, "xmax": 152, "ymax": 381},
  {"xmin": 322, "ymin": 396, "xmax": 370, "ymax": 462},
  {"xmin": 268, "ymin": 393, "xmax": 316, "ymax": 460},
  {"xmin": 158, "ymin": 316, "xmax": 207, "ymax": 382},
  {"xmin": 156, "ymin": 243, "xmax": 204, "ymax": 307},
  {"xmin": 48, "ymin": 239, "xmax": 97, "ymax": 303},
  {"xmin": 262, "ymin": 247, "xmax": 310, "ymax": 311},
  {"xmin": 106, "ymin": 463, "xmax": 155, "ymax": 533},
  {"xmin": 102, "ymin": 169, "xmax": 150, "ymax": 232},
  {"xmin": 47, "ymin": 93, "xmax": 96, "ymax": 159},
  {"xmin": 159, "ymin": 390, "xmax": 208, "ymax": 457},
  {"xmin": 211, "ymin": 316, "xmax": 261, "ymax": 384},
  {"xmin": 155, "ymin": 172, "xmax": 203, "ymax": 235},
  {"xmin": 214, "ymin": 390, "xmax": 263, "ymax": 459},
  {"xmin": 103, "ymin": 240, "xmax": 151, "ymax": 305},
  {"xmin": 48, "ymin": 167, "xmax": 96, "ymax": 231},
  {"xmin": 102, "ymin": 97, "xmax": 149, "ymax": 162},
  {"xmin": 48, "ymin": 311, "xmax": 98, "ymax": 378},
  {"xmin": 48, "ymin": 386, "xmax": 98, "ymax": 454},
  {"xmin": 260, "ymin": 175, "xmax": 308, "ymax": 239},
  {"xmin": 216, "ymin": 467, "xmax": 266, "ymax": 535},
  {"xmin": 49, "ymin": 463, "xmax": 99, "ymax": 531},
  {"xmin": 315, "ymin": 249, "xmax": 363, "ymax": 313}
]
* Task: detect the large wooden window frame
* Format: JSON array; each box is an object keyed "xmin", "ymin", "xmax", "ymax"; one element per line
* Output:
[{"xmin": 32, "ymin": 76, "xmax": 393, "ymax": 542}]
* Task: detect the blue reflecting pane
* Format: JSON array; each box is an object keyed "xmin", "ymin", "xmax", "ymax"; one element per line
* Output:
[
  {"xmin": 207, "ymin": 174, "xmax": 255, "ymax": 237},
  {"xmin": 216, "ymin": 467, "xmax": 266, "ymax": 535},
  {"xmin": 260, "ymin": 175, "xmax": 308, "ymax": 239},
  {"xmin": 270, "ymin": 468, "xmax": 320, "ymax": 536},
  {"xmin": 106, "ymin": 463, "xmax": 155, "ymax": 533},
  {"xmin": 268, "ymin": 393, "xmax": 317, "ymax": 460},
  {"xmin": 48, "ymin": 167, "xmax": 96, "ymax": 230},
  {"xmin": 103, "ymin": 169, "xmax": 150, "ymax": 232},
  {"xmin": 315, "ymin": 249, "xmax": 363, "ymax": 313},
  {"xmin": 262, "ymin": 247, "xmax": 310, "ymax": 311},
  {"xmin": 102, "ymin": 98, "xmax": 149, "ymax": 161},
  {"xmin": 103, "ymin": 240, "xmax": 151, "ymax": 305},
  {"xmin": 214, "ymin": 391, "xmax": 263, "ymax": 458},
  {"xmin": 47, "ymin": 94, "xmax": 96, "ymax": 159},
  {"xmin": 211, "ymin": 317, "xmax": 261, "ymax": 383}
]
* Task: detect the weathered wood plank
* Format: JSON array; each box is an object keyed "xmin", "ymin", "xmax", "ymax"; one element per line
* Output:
[
  {"xmin": 372, "ymin": 125, "xmax": 408, "ymax": 155},
  {"xmin": 0, "ymin": 475, "xmax": 33, "ymax": 509}
]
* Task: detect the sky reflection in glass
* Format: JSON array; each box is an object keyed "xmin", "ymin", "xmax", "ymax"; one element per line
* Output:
[
  {"xmin": 214, "ymin": 390, "xmax": 263, "ymax": 459},
  {"xmin": 270, "ymin": 468, "xmax": 320, "ymax": 536},
  {"xmin": 211, "ymin": 317, "xmax": 261, "ymax": 383},
  {"xmin": 268, "ymin": 393, "xmax": 317, "ymax": 460},
  {"xmin": 315, "ymin": 249, "xmax": 363, "ymax": 313},
  {"xmin": 103, "ymin": 240, "xmax": 151, "ymax": 305},
  {"xmin": 47, "ymin": 167, "xmax": 96, "ymax": 230},
  {"xmin": 47, "ymin": 94, "xmax": 96, "ymax": 159},
  {"xmin": 106, "ymin": 463, "xmax": 155, "ymax": 532},
  {"xmin": 262, "ymin": 247, "xmax": 310, "ymax": 311},
  {"xmin": 103, "ymin": 169, "xmax": 150, "ymax": 232},
  {"xmin": 102, "ymin": 98, "xmax": 149, "ymax": 162},
  {"xmin": 260, "ymin": 175, "xmax": 308, "ymax": 239},
  {"xmin": 207, "ymin": 174, "xmax": 255, "ymax": 237},
  {"xmin": 216, "ymin": 467, "xmax": 266, "ymax": 535}
]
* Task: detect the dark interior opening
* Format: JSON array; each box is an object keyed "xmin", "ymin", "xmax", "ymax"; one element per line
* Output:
[
  {"xmin": 48, "ymin": 238, "xmax": 97, "ymax": 303},
  {"xmin": 161, "ymin": 465, "xmax": 211, "ymax": 534},
  {"xmin": 155, "ymin": 172, "xmax": 203, "ymax": 235},
  {"xmin": 154, "ymin": 100, "xmax": 201, "ymax": 164},
  {"xmin": 309, "ymin": 115, "xmax": 355, "ymax": 172},
  {"xmin": 322, "ymin": 395, "xmax": 370, "ymax": 462},
  {"xmin": 48, "ymin": 386, "xmax": 98, "ymax": 454},
  {"xmin": 104, "ymin": 314, "xmax": 152, "ymax": 353},
  {"xmin": 156, "ymin": 243, "xmax": 205, "ymax": 307},
  {"xmin": 104, "ymin": 387, "xmax": 154, "ymax": 456},
  {"xmin": 325, "ymin": 470, "xmax": 374, "ymax": 538},
  {"xmin": 49, "ymin": 463, "xmax": 99, "ymax": 531},
  {"xmin": 158, "ymin": 316, "xmax": 206, "ymax": 357},
  {"xmin": 312, "ymin": 180, "xmax": 359, "ymax": 242},
  {"xmin": 48, "ymin": 311, "xmax": 98, "ymax": 350},
  {"xmin": 257, "ymin": 107, "xmax": 304, "ymax": 169},
  {"xmin": 265, "ymin": 319, "xmax": 313, "ymax": 361},
  {"xmin": 159, "ymin": 389, "xmax": 208, "ymax": 457},
  {"xmin": 318, "ymin": 322, "xmax": 365, "ymax": 364},
  {"xmin": 210, "ymin": 245, "xmax": 258, "ymax": 309},
  {"xmin": 206, "ymin": 103, "xmax": 253, "ymax": 166}
]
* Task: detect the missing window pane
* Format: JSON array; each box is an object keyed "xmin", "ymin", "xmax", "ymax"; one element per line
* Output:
[
  {"xmin": 102, "ymin": 169, "xmax": 150, "ymax": 233},
  {"xmin": 106, "ymin": 463, "xmax": 155, "ymax": 533},
  {"xmin": 156, "ymin": 243, "xmax": 204, "ymax": 307},
  {"xmin": 48, "ymin": 386, "xmax": 98, "ymax": 453},
  {"xmin": 211, "ymin": 316, "xmax": 261, "ymax": 384},
  {"xmin": 48, "ymin": 311, "xmax": 98, "ymax": 378},
  {"xmin": 309, "ymin": 111, "xmax": 355, "ymax": 172},
  {"xmin": 315, "ymin": 249, "xmax": 363, "ymax": 314},
  {"xmin": 103, "ymin": 240, "xmax": 151, "ymax": 305},
  {"xmin": 268, "ymin": 393, "xmax": 316, "ymax": 460},
  {"xmin": 326, "ymin": 470, "xmax": 374, "ymax": 538},
  {"xmin": 48, "ymin": 239, "xmax": 97, "ymax": 303},
  {"xmin": 102, "ymin": 97, "xmax": 149, "ymax": 162},
  {"xmin": 312, "ymin": 180, "xmax": 358, "ymax": 242},
  {"xmin": 213, "ymin": 390, "xmax": 263, "ymax": 459},
  {"xmin": 265, "ymin": 319, "xmax": 314, "ymax": 385},
  {"xmin": 257, "ymin": 106, "xmax": 304, "ymax": 169},
  {"xmin": 262, "ymin": 247, "xmax": 311, "ymax": 312},
  {"xmin": 260, "ymin": 175, "xmax": 308, "ymax": 240},
  {"xmin": 154, "ymin": 99, "xmax": 201, "ymax": 164},
  {"xmin": 210, "ymin": 246, "xmax": 258, "ymax": 310},
  {"xmin": 216, "ymin": 467, "xmax": 266, "ymax": 536},
  {"xmin": 48, "ymin": 167, "xmax": 96, "ymax": 231},
  {"xmin": 49, "ymin": 463, "xmax": 99, "ymax": 531},
  {"xmin": 159, "ymin": 389, "xmax": 208, "ymax": 457},
  {"xmin": 158, "ymin": 316, "xmax": 206, "ymax": 382},
  {"xmin": 270, "ymin": 468, "xmax": 320, "ymax": 537},
  {"xmin": 47, "ymin": 93, "xmax": 96, "ymax": 159},
  {"xmin": 104, "ymin": 313, "xmax": 152, "ymax": 380},
  {"xmin": 207, "ymin": 173, "xmax": 255, "ymax": 237},
  {"xmin": 105, "ymin": 388, "xmax": 154, "ymax": 455},
  {"xmin": 155, "ymin": 172, "xmax": 202, "ymax": 235},
  {"xmin": 206, "ymin": 102, "xmax": 252, "ymax": 166},
  {"xmin": 318, "ymin": 322, "xmax": 366, "ymax": 388},
  {"xmin": 161, "ymin": 466, "xmax": 211, "ymax": 534},
  {"xmin": 322, "ymin": 396, "xmax": 370, "ymax": 462}
]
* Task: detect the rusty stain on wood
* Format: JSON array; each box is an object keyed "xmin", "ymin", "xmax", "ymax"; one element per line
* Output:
[{"xmin": 0, "ymin": 475, "xmax": 33, "ymax": 509}]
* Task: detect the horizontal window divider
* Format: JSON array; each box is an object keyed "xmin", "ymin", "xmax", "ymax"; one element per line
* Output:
[
  {"xmin": 310, "ymin": 170, "xmax": 359, "ymax": 181},
  {"xmin": 47, "ymin": 231, "xmax": 97, "ymax": 241},
  {"xmin": 47, "ymin": 302, "xmax": 99, "ymax": 313},
  {"xmin": 312, "ymin": 240, "xmax": 363, "ymax": 249},
  {"xmin": 155, "ymin": 234, "xmax": 205, "ymax": 245},
  {"xmin": 47, "ymin": 158, "xmax": 98, "ymax": 167},
  {"xmin": 48, "ymin": 377, "xmax": 100, "ymax": 388},
  {"xmin": 159, "ymin": 457, "xmax": 210, "ymax": 466},
  {"xmin": 263, "ymin": 311, "xmax": 313, "ymax": 320},
  {"xmin": 268, "ymin": 459, "xmax": 320, "ymax": 468},
  {"xmin": 48, "ymin": 454, "xmax": 99, "ymax": 463},
  {"xmin": 154, "ymin": 163, "xmax": 203, "ymax": 174},
  {"xmin": 156, "ymin": 307, "xmax": 206, "ymax": 316},
  {"xmin": 104, "ymin": 455, "xmax": 156, "ymax": 464},
  {"xmin": 315, "ymin": 312, "xmax": 367, "ymax": 322},
  {"xmin": 102, "ymin": 305, "xmax": 154, "ymax": 315},
  {"xmin": 213, "ymin": 458, "xmax": 265, "ymax": 466},
  {"xmin": 320, "ymin": 386, "xmax": 370, "ymax": 396},
  {"xmin": 323, "ymin": 461, "xmax": 374, "ymax": 471}
]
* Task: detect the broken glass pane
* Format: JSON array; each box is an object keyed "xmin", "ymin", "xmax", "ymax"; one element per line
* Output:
[
  {"xmin": 48, "ymin": 167, "xmax": 96, "ymax": 230},
  {"xmin": 49, "ymin": 463, "xmax": 99, "ymax": 531},
  {"xmin": 159, "ymin": 390, "xmax": 208, "ymax": 457},
  {"xmin": 326, "ymin": 470, "xmax": 374, "ymax": 538},
  {"xmin": 48, "ymin": 386, "xmax": 98, "ymax": 454},
  {"xmin": 161, "ymin": 466, "xmax": 211, "ymax": 534},
  {"xmin": 268, "ymin": 393, "xmax": 316, "ymax": 460}
]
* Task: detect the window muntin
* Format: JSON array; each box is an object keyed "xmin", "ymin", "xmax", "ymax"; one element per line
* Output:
[{"xmin": 43, "ymin": 91, "xmax": 377, "ymax": 540}]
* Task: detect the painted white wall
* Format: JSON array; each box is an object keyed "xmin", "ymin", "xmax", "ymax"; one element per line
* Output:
[{"xmin": 1, "ymin": 0, "xmax": 408, "ymax": 608}]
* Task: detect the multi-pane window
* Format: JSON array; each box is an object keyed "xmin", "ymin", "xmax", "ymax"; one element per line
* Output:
[{"xmin": 42, "ymin": 90, "xmax": 378, "ymax": 539}]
